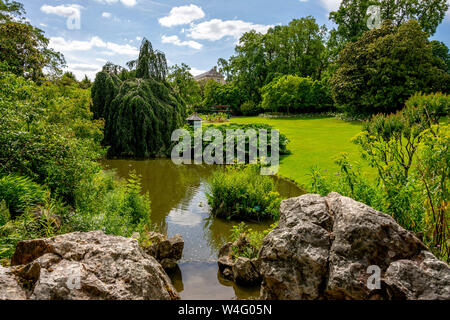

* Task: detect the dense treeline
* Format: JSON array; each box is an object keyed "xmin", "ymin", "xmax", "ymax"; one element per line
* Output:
[
  {"xmin": 0, "ymin": 1, "xmax": 152, "ymax": 261},
  {"xmin": 171, "ymin": 0, "xmax": 449, "ymax": 117},
  {"xmin": 91, "ymin": 40, "xmax": 186, "ymax": 158}
]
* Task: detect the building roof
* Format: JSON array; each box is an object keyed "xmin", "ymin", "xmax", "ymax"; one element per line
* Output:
[
  {"xmin": 194, "ymin": 67, "xmax": 224, "ymax": 81},
  {"xmin": 186, "ymin": 113, "xmax": 203, "ymax": 121}
]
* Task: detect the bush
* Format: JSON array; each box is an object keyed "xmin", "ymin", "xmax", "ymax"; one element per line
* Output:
[
  {"xmin": 228, "ymin": 222, "xmax": 276, "ymax": 260},
  {"xmin": 330, "ymin": 21, "xmax": 450, "ymax": 116},
  {"xmin": 207, "ymin": 165, "xmax": 282, "ymax": 221},
  {"xmin": 240, "ymin": 101, "xmax": 260, "ymax": 116},
  {"xmin": 70, "ymin": 170, "xmax": 151, "ymax": 237},
  {"xmin": 0, "ymin": 174, "xmax": 46, "ymax": 217},
  {"xmin": 261, "ymin": 75, "xmax": 333, "ymax": 114},
  {"xmin": 309, "ymin": 94, "xmax": 450, "ymax": 261}
]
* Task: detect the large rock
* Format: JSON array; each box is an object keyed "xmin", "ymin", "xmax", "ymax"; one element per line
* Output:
[
  {"xmin": 259, "ymin": 193, "xmax": 450, "ymax": 300},
  {"xmin": 232, "ymin": 257, "xmax": 261, "ymax": 286},
  {"xmin": 0, "ymin": 266, "xmax": 27, "ymax": 300},
  {"xmin": 4, "ymin": 231, "xmax": 179, "ymax": 300},
  {"xmin": 140, "ymin": 232, "xmax": 184, "ymax": 272}
]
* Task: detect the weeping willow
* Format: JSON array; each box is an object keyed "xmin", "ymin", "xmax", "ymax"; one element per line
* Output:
[{"xmin": 91, "ymin": 39, "xmax": 186, "ymax": 157}]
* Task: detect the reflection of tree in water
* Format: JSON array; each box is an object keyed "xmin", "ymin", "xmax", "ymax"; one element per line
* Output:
[{"xmin": 102, "ymin": 159, "xmax": 216, "ymax": 231}]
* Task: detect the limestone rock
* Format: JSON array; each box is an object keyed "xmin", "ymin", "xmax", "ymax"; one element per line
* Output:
[
  {"xmin": 7, "ymin": 231, "xmax": 179, "ymax": 300},
  {"xmin": 258, "ymin": 193, "xmax": 450, "ymax": 300}
]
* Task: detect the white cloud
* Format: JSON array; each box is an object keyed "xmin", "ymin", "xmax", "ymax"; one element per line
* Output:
[
  {"xmin": 49, "ymin": 36, "xmax": 139, "ymax": 56},
  {"xmin": 188, "ymin": 19, "xmax": 273, "ymax": 41},
  {"xmin": 40, "ymin": 4, "xmax": 82, "ymax": 18},
  {"xmin": 159, "ymin": 4, "xmax": 205, "ymax": 27},
  {"xmin": 66, "ymin": 63, "xmax": 102, "ymax": 80},
  {"xmin": 93, "ymin": 0, "xmax": 137, "ymax": 7},
  {"xmin": 319, "ymin": 0, "xmax": 341, "ymax": 12},
  {"xmin": 102, "ymin": 12, "xmax": 112, "ymax": 18},
  {"xmin": 190, "ymin": 67, "xmax": 206, "ymax": 77},
  {"xmin": 161, "ymin": 35, "xmax": 203, "ymax": 50}
]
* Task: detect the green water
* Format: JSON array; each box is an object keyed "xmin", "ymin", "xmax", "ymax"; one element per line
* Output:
[{"xmin": 102, "ymin": 159, "xmax": 304, "ymax": 300}]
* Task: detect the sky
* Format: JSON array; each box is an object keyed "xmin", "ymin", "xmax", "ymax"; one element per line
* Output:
[{"xmin": 20, "ymin": 0, "xmax": 450, "ymax": 80}]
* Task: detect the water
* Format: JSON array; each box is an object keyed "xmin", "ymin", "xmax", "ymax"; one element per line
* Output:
[{"xmin": 102, "ymin": 159, "xmax": 304, "ymax": 300}]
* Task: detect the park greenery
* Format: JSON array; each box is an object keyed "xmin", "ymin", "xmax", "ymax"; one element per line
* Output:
[
  {"xmin": 0, "ymin": 0, "xmax": 449, "ymax": 266},
  {"xmin": 207, "ymin": 165, "xmax": 282, "ymax": 221}
]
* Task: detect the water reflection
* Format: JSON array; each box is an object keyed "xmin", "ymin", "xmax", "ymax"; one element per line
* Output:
[{"xmin": 102, "ymin": 159, "xmax": 304, "ymax": 299}]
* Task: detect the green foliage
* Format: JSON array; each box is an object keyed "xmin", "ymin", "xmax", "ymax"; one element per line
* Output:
[
  {"xmin": 207, "ymin": 165, "xmax": 282, "ymax": 221},
  {"xmin": 70, "ymin": 170, "xmax": 152, "ymax": 237},
  {"xmin": 229, "ymin": 222, "xmax": 276, "ymax": 260},
  {"xmin": 93, "ymin": 39, "xmax": 186, "ymax": 158},
  {"xmin": 0, "ymin": 200, "xmax": 10, "ymax": 227},
  {"xmin": 221, "ymin": 17, "xmax": 328, "ymax": 105},
  {"xmin": 331, "ymin": 20, "xmax": 450, "ymax": 116},
  {"xmin": 310, "ymin": 94, "xmax": 450, "ymax": 261},
  {"xmin": 186, "ymin": 123, "xmax": 290, "ymax": 160},
  {"xmin": 168, "ymin": 63, "xmax": 202, "ymax": 108},
  {"xmin": 0, "ymin": 70, "xmax": 104, "ymax": 203},
  {"xmin": 261, "ymin": 75, "xmax": 333, "ymax": 114},
  {"xmin": 202, "ymin": 80, "xmax": 243, "ymax": 113},
  {"xmin": 416, "ymin": 125, "xmax": 449, "ymax": 260},
  {"xmin": 240, "ymin": 101, "xmax": 260, "ymax": 116},
  {"xmin": 330, "ymin": 0, "xmax": 449, "ymax": 42},
  {"xmin": 0, "ymin": 1, "xmax": 65, "ymax": 81},
  {"xmin": 104, "ymin": 77, "xmax": 185, "ymax": 157},
  {"xmin": 0, "ymin": 174, "xmax": 46, "ymax": 217}
]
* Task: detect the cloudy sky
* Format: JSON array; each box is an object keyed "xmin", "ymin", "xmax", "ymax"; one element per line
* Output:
[{"xmin": 21, "ymin": 0, "xmax": 450, "ymax": 80}]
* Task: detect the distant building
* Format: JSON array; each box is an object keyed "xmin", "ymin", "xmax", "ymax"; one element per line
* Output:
[{"xmin": 194, "ymin": 67, "xmax": 225, "ymax": 84}]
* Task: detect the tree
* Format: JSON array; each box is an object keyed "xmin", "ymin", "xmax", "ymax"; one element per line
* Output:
[
  {"xmin": 330, "ymin": 0, "xmax": 449, "ymax": 43},
  {"xmin": 127, "ymin": 38, "xmax": 168, "ymax": 81},
  {"xmin": 92, "ymin": 39, "xmax": 186, "ymax": 157},
  {"xmin": 0, "ymin": 0, "xmax": 65, "ymax": 81},
  {"xmin": 168, "ymin": 63, "xmax": 202, "ymax": 108},
  {"xmin": 91, "ymin": 66, "xmax": 121, "ymax": 120},
  {"xmin": 261, "ymin": 75, "xmax": 332, "ymax": 114},
  {"xmin": 220, "ymin": 17, "xmax": 328, "ymax": 105},
  {"xmin": 330, "ymin": 20, "xmax": 450, "ymax": 116},
  {"xmin": 431, "ymin": 40, "xmax": 450, "ymax": 74},
  {"xmin": 79, "ymin": 75, "xmax": 92, "ymax": 89}
]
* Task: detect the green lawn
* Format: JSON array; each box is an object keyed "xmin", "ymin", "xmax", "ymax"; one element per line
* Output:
[{"xmin": 228, "ymin": 116, "xmax": 371, "ymax": 188}]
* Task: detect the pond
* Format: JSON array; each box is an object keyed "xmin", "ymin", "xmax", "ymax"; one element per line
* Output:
[{"xmin": 102, "ymin": 159, "xmax": 305, "ymax": 300}]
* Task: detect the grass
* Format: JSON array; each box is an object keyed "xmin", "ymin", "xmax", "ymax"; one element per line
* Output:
[{"xmin": 228, "ymin": 116, "xmax": 372, "ymax": 188}]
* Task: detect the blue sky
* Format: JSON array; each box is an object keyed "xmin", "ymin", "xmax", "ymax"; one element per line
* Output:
[{"xmin": 21, "ymin": 0, "xmax": 450, "ymax": 80}]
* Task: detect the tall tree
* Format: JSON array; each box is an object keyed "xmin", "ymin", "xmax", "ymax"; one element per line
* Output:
[
  {"xmin": 330, "ymin": 0, "xmax": 449, "ymax": 43},
  {"xmin": 330, "ymin": 20, "xmax": 450, "ymax": 116},
  {"xmin": 0, "ymin": 0, "xmax": 65, "ymax": 81},
  {"xmin": 168, "ymin": 63, "xmax": 202, "ymax": 108}
]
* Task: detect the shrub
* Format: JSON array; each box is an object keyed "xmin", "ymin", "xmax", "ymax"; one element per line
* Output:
[
  {"xmin": 229, "ymin": 222, "xmax": 276, "ymax": 260},
  {"xmin": 240, "ymin": 101, "xmax": 260, "ymax": 116},
  {"xmin": 0, "ymin": 174, "xmax": 46, "ymax": 217},
  {"xmin": 261, "ymin": 75, "xmax": 332, "ymax": 114},
  {"xmin": 70, "ymin": 170, "xmax": 152, "ymax": 237},
  {"xmin": 309, "ymin": 94, "xmax": 450, "ymax": 261},
  {"xmin": 207, "ymin": 165, "xmax": 282, "ymax": 221}
]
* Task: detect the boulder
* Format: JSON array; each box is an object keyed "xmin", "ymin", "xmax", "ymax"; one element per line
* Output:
[
  {"xmin": 5, "ymin": 231, "xmax": 179, "ymax": 300},
  {"xmin": 141, "ymin": 233, "xmax": 184, "ymax": 272},
  {"xmin": 0, "ymin": 266, "xmax": 27, "ymax": 300},
  {"xmin": 233, "ymin": 257, "xmax": 261, "ymax": 286},
  {"xmin": 258, "ymin": 193, "xmax": 450, "ymax": 300}
]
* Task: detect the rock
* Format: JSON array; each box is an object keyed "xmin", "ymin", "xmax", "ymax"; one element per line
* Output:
[
  {"xmin": 168, "ymin": 234, "xmax": 184, "ymax": 261},
  {"xmin": 157, "ymin": 240, "xmax": 172, "ymax": 260},
  {"xmin": 258, "ymin": 193, "xmax": 450, "ymax": 300},
  {"xmin": 141, "ymin": 232, "xmax": 184, "ymax": 272},
  {"xmin": 384, "ymin": 251, "xmax": 450, "ymax": 300},
  {"xmin": 0, "ymin": 266, "xmax": 27, "ymax": 300},
  {"xmin": 7, "ymin": 231, "xmax": 179, "ymax": 300},
  {"xmin": 259, "ymin": 194, "xmax": 331, "ymax": 300},
  {"xmin": 233, "ymin": 257, "xmax": 261, "ymax": 286},
  {"xmin": 160, "ymin": 258, "xmax": 178, "ymax": 272}
]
